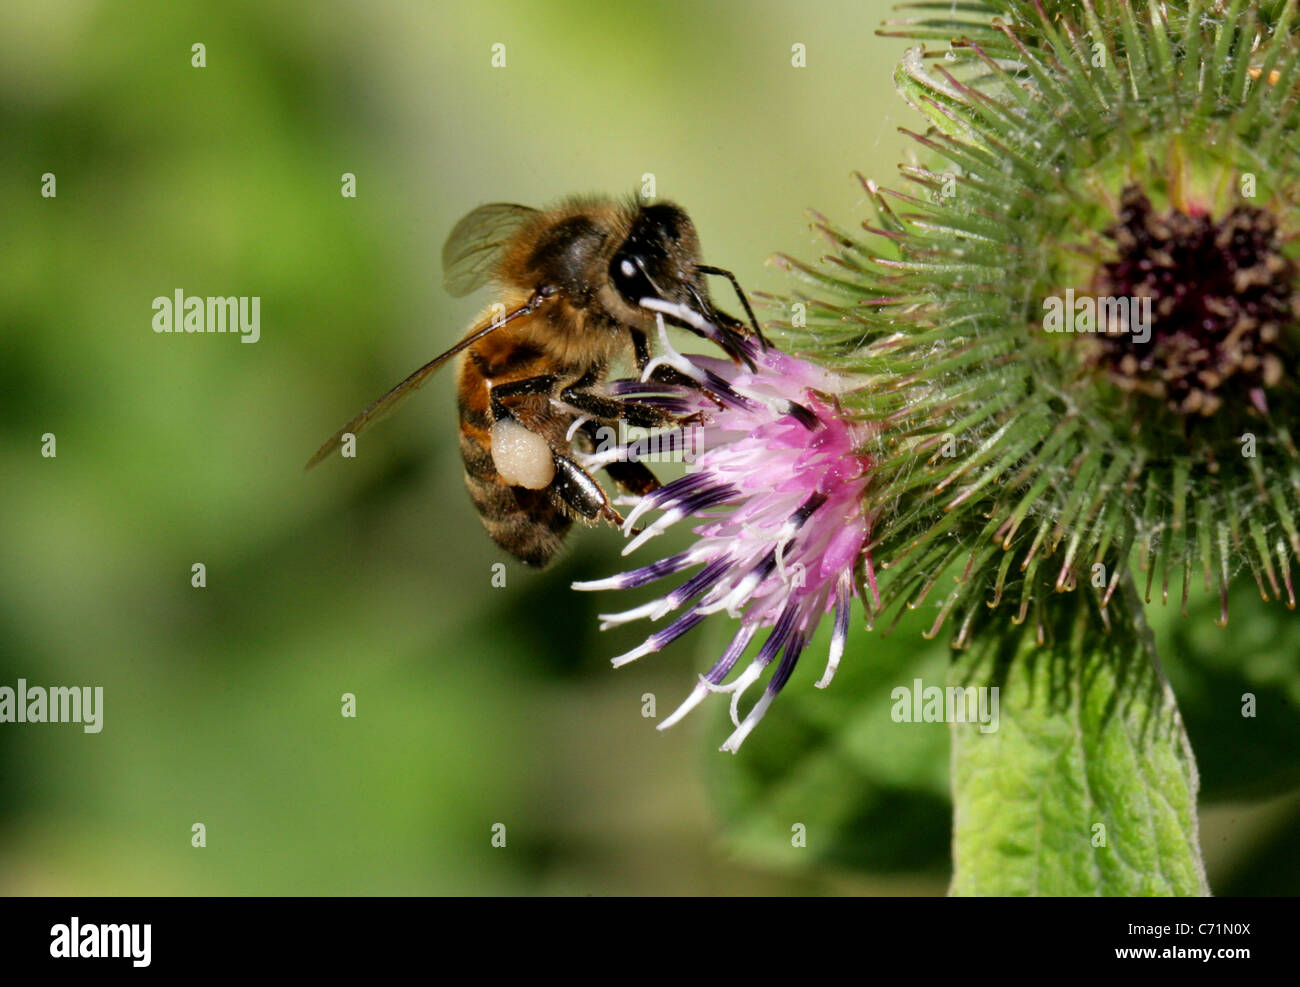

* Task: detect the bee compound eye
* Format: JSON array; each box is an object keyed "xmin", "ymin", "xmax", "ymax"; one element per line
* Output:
[{"xmin": 612, "ymin": 253, "xmax": 658, "ymax": 305}]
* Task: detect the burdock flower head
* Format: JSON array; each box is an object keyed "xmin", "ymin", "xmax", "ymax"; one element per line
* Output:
[
  {"xmin": 573, "ymin": 303, "xmax": 876, "ymax": 751},
  {"xmin": 766, "ymin": 0, "xmax": 1300, "ymax": 641}
]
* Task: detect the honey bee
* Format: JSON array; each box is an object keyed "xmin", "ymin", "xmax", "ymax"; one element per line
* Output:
[{"xmin": 306, "ymin": 196, "xmax": 766, "ymax": 567}]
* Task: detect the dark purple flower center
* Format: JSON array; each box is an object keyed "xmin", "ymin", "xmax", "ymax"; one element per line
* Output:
[{"xmin": 1090, "ymin": 185, "xmax": 1296, "ymax": 416}]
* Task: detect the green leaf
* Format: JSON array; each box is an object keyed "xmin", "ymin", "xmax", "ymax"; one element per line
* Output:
[
  {"xmin": 949, "ymin": 580, "xmax": 1209, "ymax": 896},
  {"xmin": 710, "ymin": 601, "xmax": 953, "ymax": 877}
]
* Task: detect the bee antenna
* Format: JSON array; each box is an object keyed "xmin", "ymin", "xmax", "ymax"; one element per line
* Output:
[
  {"xmin": 633, "ymin": 257, "xmax": 666, "ymax": 297},
  {"xmin": 694, "ymin": 264, "xmax": 770, "ymax": 350}
]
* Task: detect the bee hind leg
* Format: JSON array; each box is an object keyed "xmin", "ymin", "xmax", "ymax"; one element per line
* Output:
[
  {"xmin": 549, "ymin": 453, "xmax": 629, "ymax": 529},
  {"xmin": 489, "ymin": 374, "xmax": 641, "ymax": 533}
]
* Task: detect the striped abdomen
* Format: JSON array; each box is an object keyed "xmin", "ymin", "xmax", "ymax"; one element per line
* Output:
[{"xmin": 456, "ymin": 339, "xmax": 574, "ymax": 568}]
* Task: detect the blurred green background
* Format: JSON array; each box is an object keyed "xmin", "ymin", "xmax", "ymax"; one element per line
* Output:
[{"xmin": 2, "ymin": 0, "xmax": 1296, "ymax": 895}]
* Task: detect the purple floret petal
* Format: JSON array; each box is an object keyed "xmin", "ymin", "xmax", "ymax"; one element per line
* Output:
[
  {"xmin": 816, "ymin": 570, "xmax": 854, "ymax": 690},
  {"xmin": 581, "ymin": 316, "xmax": 877, "ymax": 749},
  {"xmin": 569, "ymin": 548, "xmax": 701, "ymax": 593}
]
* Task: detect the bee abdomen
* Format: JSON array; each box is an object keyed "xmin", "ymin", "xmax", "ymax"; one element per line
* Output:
[{"xmin": 458, "ymin": 430, "xmax": 571, "ymax": 568}]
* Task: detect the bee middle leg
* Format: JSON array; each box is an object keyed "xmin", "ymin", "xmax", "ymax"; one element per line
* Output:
[
  {"xmin": 559, "ymin": 370, "xmax": 682, "ymax": 429},
  {"xmin": 578, "ymin": 420, "xmax": 661, "ymax": 498}
]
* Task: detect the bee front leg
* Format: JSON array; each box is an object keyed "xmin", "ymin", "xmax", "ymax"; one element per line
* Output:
[{"xmin": 630, "ymin": 328, "xmax": 651, "ymax": 374}]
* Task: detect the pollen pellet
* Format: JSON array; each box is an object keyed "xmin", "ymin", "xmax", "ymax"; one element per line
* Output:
[{"xmin": 491, "ymin": 419, "xmax": 555, "ymax": 489}]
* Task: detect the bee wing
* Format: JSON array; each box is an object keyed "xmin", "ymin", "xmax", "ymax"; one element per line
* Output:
[
  {"xmin": 441, "ymin": 202, "xmax": 538, "ymax": 297},
  {"xmin": 304, "ymin": 351, "xmax": 459, "ymax": 471},
  {"xmin": 305, "ymin": 291, "xmax": 554, "ymax": 470}
]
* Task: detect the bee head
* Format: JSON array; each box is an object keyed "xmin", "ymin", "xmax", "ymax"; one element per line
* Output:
[
  {"xmin": 611, "ymin": 203, "xmax": 757, "ymax": 367},
  {"xmin": 610, "ymin": 204, "xmax": 706, "ymax": 313}
]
